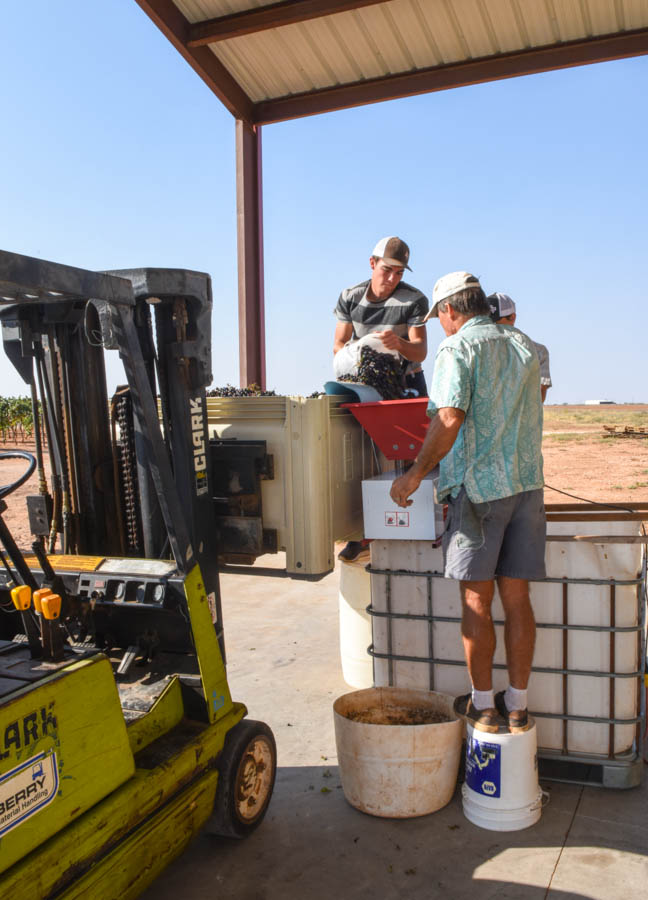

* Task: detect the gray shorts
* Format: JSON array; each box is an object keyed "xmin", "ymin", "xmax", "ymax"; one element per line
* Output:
[{"xmin": 442, "ymin": 487, "xmax": 546, "ymax": 582}]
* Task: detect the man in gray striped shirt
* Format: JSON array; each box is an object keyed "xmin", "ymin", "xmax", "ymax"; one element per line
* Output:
[{"xmin": 333, "ymin": 236, "xmax": 430, "ymax": 396}]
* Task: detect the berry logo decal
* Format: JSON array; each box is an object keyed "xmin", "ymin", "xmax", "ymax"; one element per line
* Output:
[{"xmin": 0, "ymin": 750, "xmax": 59, "ymax": 837}]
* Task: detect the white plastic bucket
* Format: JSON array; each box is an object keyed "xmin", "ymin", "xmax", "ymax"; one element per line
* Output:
[
  {"xmin": 462, "ymin": 720, "xmax": 543, "ymax": 831},
  {"xmin": 338, "ymin": 560, "xmax": 373, "ymax": 689},
  {"xmin": 333, "ymin": 687, "xmax": 463, "ymax": 818}
]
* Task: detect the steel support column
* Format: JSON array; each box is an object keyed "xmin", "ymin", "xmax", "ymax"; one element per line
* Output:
[{"xmin": 235, "ymin": 120, "xmax": 266, "ymax": 390}]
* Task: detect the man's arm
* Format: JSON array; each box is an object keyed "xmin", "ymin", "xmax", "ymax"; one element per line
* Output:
[
  {"xmin": 389, "ymin": 407, "xmax": 465, "ymax": 507},
  {"xmin": 376, "ymin": 324, "xmax": 427, "ymax": 362},
  {"xmin": 333, "ymin": 321, "xmax": 353, "ymax": 355},
  {"xmin": 533, "ymin": 341, "xmax": 551, "ymax": 403}
]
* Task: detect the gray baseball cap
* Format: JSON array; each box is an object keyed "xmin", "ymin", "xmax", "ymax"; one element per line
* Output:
[{"xmin": 488, "ymin": 292, "xmax": 516, "ymax": 320}]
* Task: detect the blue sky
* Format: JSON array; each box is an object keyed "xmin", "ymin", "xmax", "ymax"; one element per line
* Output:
[{"xmin": 1, "ymin": 1, "xmax": 646, "ymax": 403}]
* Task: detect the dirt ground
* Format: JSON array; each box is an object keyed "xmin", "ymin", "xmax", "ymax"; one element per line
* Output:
[
  {"xmin": 1, "ymin": 405, "xmax": 647, "ymax": 547},
  {"xmin": 542, "ymin": 404, "xmax": 648, "ymax": 506}
]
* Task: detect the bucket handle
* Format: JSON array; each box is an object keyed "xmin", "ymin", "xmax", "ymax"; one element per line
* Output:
[{"xmin": 531, "ymin": 788, "xmax": 551, "ymax": 812}]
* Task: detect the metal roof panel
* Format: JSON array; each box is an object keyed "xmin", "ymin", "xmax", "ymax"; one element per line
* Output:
[
  {"xmin": 585, "ymin": 0, "xmax": 623, "ymax": 33},
  {"xmin": 478, "ymin": 0, "xmax": 531, "ymax": 52},
  {"xmin": 411, "ymin": 0, "xmax": 469, "ymax": 63},
  {"xmin": 551, "ymin": 0, "xmax": 596, "ymax": 42},
  {"xmin": 213, "ymin": 38, "xmax": 273, "ymax": 100},
  {"xmin": 143, "ymin": 1, "xmax": 648, "ymax": 120},
  {"xmin": 510, "ymin": 0, "xmax": 562, "ymax": 46},
  {"xmin": 351, "ymin": 3, "xmax": 418, "ymax": 72},
  {"xmin": 329, "ymin": 10, "xmax": 396, "ymax": 79},
  {"xmin": 302, "ymin": 17, "xmax": 368, "ymax": 83},
  {"xmin": 625, "ymin": 0, "xmax": 648, "ymax": 30},
  {"xmin": 451, "ymin": 0, "xmax": 503, "ymax": 57},
  {"xmin": 176, "ymin": 1, "xmax": 270, "ymax": 22},
  {"xmin": 394, "ymin": 0, "xmax": 444, "ymax": 67}
]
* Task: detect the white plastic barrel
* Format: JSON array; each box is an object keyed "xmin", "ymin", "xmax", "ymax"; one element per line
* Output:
[
  {"xmin": 338, "ymin": 559, "xmax": 373, "ymax": 689},
  {"xmin": 462, "ymin": 720, "xmax": 543, "ymax": 831},
  {"xmin": 333, "ymin": 687, "xmax": 463, "ymax": 818}
]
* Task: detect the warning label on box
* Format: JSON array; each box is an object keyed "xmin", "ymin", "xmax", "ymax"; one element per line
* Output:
[
  {"xmin": 0, "ymin": 750, "xmax": 59, "ymax": 837},
  {"xmin": 385, "ymin": 511, "xmax": 410, "ymax": 527}
]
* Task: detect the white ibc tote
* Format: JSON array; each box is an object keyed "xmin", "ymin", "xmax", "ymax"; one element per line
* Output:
[{"xmin": 370, "ymin": 519, "xmax": 644, "ymax": 759}]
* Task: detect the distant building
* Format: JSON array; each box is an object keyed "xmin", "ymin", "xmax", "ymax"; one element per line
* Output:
[{"xmin": 584, "ymin": 400, "xmax": 616, "ymax": 405}]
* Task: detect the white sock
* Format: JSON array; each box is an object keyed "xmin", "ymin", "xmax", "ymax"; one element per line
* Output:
[
  {"xmin": 471, "ymin": 688, "xmax": 494, "ymax": 710},
  {"xmin": 504, "ymin": 686, "xmax": 527, "ymax": 712}
]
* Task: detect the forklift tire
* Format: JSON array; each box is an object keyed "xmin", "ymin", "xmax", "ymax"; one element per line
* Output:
[{"xmin": 210, "ymin": 718, "xmax": 277, "ymax": 839}]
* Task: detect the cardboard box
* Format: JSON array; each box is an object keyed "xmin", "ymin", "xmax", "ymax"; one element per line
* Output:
[{"xmin": 361, "ymin": 471, "xmax": 444, "ymax": 540}]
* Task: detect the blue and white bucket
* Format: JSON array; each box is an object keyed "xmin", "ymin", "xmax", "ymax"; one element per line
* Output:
[{"xmin": 462, "ymin": 720, "xmax": 543, "ymax": 831}]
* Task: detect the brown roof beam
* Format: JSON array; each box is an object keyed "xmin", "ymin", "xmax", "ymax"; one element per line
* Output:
[
  {"xmin": 253, "ymin": 28, "xmax": 648, "ymax": 124},
  {"xmin": 187, "ymin": 0, "xmax": 387, "ymax": 46},
  {"xmin": 134, "ymin": 0, "xmax": 255, "ymax": 123}
]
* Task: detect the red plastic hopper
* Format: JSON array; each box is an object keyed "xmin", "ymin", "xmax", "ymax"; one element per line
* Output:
[{"xmin": 342, "ymin": 398, "xmax": 430, "ymax": 461}]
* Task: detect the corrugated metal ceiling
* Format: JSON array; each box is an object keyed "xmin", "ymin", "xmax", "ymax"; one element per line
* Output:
[{"xmin": 138, "ymin": 1, "xmax": 648, "ymax": 122}]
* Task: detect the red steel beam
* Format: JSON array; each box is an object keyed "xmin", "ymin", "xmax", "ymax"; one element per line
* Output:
[
  {"xmin": 134, "ymin": 0, "xmax": 255, "ymax": 123},
  {"xmin": 253, "ymin": 28, "xmax": 648, "ymax": 124},
  {"xmin": 236, "ymin": 121, "xmax": 266, "ymax": 390},
  {"xmin": 187, "ymin": 0, "xmax": 386, "ymax": 46}
]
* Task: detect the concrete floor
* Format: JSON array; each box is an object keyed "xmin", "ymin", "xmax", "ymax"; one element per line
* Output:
[{"xmin": 142, "ymin": 556, "xmax": 648, "ymax": 900}]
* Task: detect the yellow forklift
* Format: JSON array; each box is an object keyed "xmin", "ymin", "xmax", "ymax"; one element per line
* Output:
[{"xmin": 0, "ymin": 250, "xmax": 276, "ymax": 899}]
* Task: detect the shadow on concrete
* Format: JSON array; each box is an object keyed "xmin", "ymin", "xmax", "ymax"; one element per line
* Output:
[{"xmin": 141, "ymin": 764, "xmax": 647, "ymax": 900}]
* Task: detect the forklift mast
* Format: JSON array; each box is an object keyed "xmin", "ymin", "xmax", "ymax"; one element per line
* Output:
[
  {"xmin": 0, "ymin": 249, "xmax": 223, "ymax": 651},
  {"xmin": 105, "ymin": 266, "xmax": 223, "ymax": 637}
]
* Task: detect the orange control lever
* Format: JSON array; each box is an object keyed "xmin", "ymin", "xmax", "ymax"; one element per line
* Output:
[
  {"xmin": 41, "ymin": 593, "xmax": 62, "ymax": 620},
  {"xmin": 10, "ymin": 585, "xmax": 32, "ymax": 610},
  {"xmin": 33, "ymin": 587, "xmax": 54, "ymax": 614}
]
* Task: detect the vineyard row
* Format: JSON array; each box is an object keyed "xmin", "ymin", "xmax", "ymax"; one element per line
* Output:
[{"xmin": 0, "ymin": 396, "xmax": 46, "ymax": 443}]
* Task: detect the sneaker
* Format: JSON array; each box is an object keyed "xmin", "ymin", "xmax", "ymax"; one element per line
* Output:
[
  {"xmin": 453, "ymin": 693, "xmax": 508, "ymax": 734},
  {"xmin": 494, "ymin": 691, "xmax": 530, "ymax": 733},
  {"xmin": 337, "ymin": 540, "xmax": 371, "ymax": 562}
]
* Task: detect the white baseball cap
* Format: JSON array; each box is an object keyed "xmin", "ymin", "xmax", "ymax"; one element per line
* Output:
[{"xmin": 425, "ymin": 271, "xmax": 482, "ymax": 319}]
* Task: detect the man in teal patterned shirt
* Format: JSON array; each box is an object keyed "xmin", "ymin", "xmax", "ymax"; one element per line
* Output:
[{"xmin": 390, "ymin": 271, "xmax": 545, "ymax": 734}]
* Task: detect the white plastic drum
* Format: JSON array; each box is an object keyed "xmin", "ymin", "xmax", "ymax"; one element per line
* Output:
[{"xmin": 338, "ymin": 559, "xmax": 373, "ymax": 689}]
